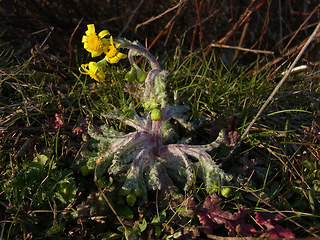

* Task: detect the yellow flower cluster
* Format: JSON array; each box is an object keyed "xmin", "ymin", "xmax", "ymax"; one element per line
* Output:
[
  {"xmin": 80, "ymin": 24, "xmax": 127, "ymax": 82},
  {"xmin": 79, "ymin": 62, "xmax": 105, "ymax": 82}
]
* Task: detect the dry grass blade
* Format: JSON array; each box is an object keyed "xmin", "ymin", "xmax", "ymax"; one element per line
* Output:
[
  {"xmin": 243, "ymin": 185, "xmax": 319, "ymax": 238},
  {"xmin": 135, "ymin": 0, "xmax": 188, "ymax": 32},
  {"xmin": 94, "ymin": 159, "xmax": 128, "ymax": 233},
  {"xmin": 68, "ymin": 18, "xmax": 83, "ymax": 67},
  {"xmin": 136, "ymin": 1, "xmax": 185, "ymax": 63},
  {"xmin": 210, "ymin": 43, "xmax": 274, "ymax": 55},
  {"xmin": 236, "ymin": 21, "xmax": 320, "ymax": 150},
  {"xmin": 207, "ymin": 235, "xmax": 256, "ymax": 240},
  {"xmin": 282, "ymin": 3, "xmax": 320, "ymax": 53},
  {"xmin": 203, "ymin": 0, "xmax": 266, "ymax": 58},
  {"xmin": 119, "ymin": 0, "xmax": 144, "ymax": 37},
  {"xmin": 190, "ymin": 0, "xmax": 204, "ymax": 50}
]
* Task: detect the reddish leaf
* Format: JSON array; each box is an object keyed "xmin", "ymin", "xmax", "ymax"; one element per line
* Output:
[
  {"xmin": 224, "ymin": 116, "xmax": 239, "ymax": 146},
  {"xmin": 240, "ymin": 152, "xmax": 258, "ymax": 171},
  {"xmin": 54, "ymin": 113, "xmax": 64, "ymax": 129},
  {"xmin": 197, "ymin": 194, "xmax": 258, "ymax": 237},
  {"xmin": 72, "ymin": 126, "xmax": 83, "ymax": 135},
  {"xmin": 255, "ymin": 212, "xmax": 295, "ymax": 239}
]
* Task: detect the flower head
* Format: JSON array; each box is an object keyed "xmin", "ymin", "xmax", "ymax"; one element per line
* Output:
[
  {"xmin": 82, "ymin": 24, "xmax": 110, "ymax": 58},
  {"xmin": 105, "ymin": 36, "xmax": 127, "ymax": 64},
  {"xmin": 79, "ymin": 61, "xmax": 106, "ymax": 82}
]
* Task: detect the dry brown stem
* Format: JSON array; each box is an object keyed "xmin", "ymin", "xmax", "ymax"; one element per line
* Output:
[{"xmin": 210, "ymin": 43, "xmax": 274, "ymax": 55}]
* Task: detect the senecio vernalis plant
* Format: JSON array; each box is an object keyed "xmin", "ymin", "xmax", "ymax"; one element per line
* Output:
[{"xmin": 79, "ymin": 24, "xmax": 232, "ymax": 200}]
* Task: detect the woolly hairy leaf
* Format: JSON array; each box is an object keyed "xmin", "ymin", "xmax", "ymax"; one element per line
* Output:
[
  {"xmin": 88, "ymin": 125, "xmax": 123, "ymax": 144},
  {"xmin": 147, "ymin": 161, "xmax": 160, "ymax": 190}
]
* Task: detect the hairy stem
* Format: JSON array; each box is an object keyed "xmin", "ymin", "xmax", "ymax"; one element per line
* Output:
[
  {"xmin": 124, "ymin": 41, "xmax": 161, "ymax": 71},
  {"xmin": 151, "ymin": 119, "xmax": 162, "ymax": 153}
]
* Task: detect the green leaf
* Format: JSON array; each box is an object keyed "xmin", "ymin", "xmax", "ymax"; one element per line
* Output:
[
  {"xmin": 173, "ymin": 232, "xmax": 182, "ymax": 238},
  {"xmin": 95, "ymin": 159, "xmax": 110, "ymax": 178},
  {"xmin": 33, "ymin": 154, "xmax": 48, "ymax": 167},
  {"xmin": 136, "ymin": 67, "xmax": 147, "ymax": 83},
  {"xmin": 139, "ymin": 218, "xmax": 147, "ymax": 232},
  {"xmin": 117, "ymin": 226, "xmax": 125, "ymax": 233},
  {"xmin": 125, "ymin": 228, "xmax": 139, "ymax": 240},
  {"xmin": 99, "ymin": 232, "xmax": 122, "ymax": 240},
  {"xmin": 308, "ymin": 189, "xmax": 317, "ymax": 212},
  {"xmin": 154, "ymin": 225, "xmax": 162, "ymax": 239},
  {"xmin": 151, "ymin": 210, "xmax": 166, "ymax": 224},
  {"xmin": 97, "ymin": 177, "xmax": 109, "ymax": 188},
  {"xmin": 47, "ymin": 223, "xmax": 65, "ymax": 236},
  {"xmin": 117, "ymin": 205, "xmax": 134, "ymax": 220},
  {"xmin": 80, "ymin": 165, "xmax": 93, "ymax": 176},
  {"xmin": 54, "ymin": 177, "xmax": 77, "ymax": 204}
]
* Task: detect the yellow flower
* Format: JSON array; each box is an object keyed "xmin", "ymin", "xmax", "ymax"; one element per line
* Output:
[
  {"xmin": 82, "ymin": 24, "xmax": 110, "ymax": 58},
  {"xmin": 79, "ymin": 61, "xmax": 106, "ymax": 82},
  {"xmin": 105, "ymin": 36, "xmax": 127, "ymax": 64}
]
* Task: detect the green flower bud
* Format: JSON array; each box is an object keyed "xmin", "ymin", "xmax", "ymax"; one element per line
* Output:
[
  {"xmin": 136, "ymin": 68, "xmax": 147, "ymax": 83},
  {"xmin": 209, "ymin": 184, "xmax": 219, "ymax": 194},
  {"xmin": 97, "ymin": 177, "xmax": 108, "ymax": 188},
  {"xmin": 59, "ymin": 183, "xmax": 68, "ymax": 194},
  {"xmin": 221, "ymin": 187, "xmax": 233, "ymax": 198},
  {"xmin": 80, "ymin": 165, "xmax": 93, "ymax": 176},
  {"xmin": 134, "ymin": 188, "xmax": 143, "ymax": 197},
  {"xmin": 126, "ymin": 194, "xmax": 137, "ymax": 206},
  {"xmin": 144, "ymin": 100, "xmax": 159, "ymax": 111},
  {"xmin": 120, "ymin": 187, "xmax": 131, "ymax": 196},
  {"xmin": 98, "ymin": 196, "xmax": 104, "ymax": 202},
  {"xmin": 151, "ymin": 109, "xmax": 162, "ymax": 121},
  {"xmin": 124, "ymin": 67, "xmax": 137, "ymax": 82}
]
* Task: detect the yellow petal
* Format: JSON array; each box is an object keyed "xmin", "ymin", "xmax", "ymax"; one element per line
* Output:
[
  {"xmin": 87, "ymin": 24, "xmax": 95, "ymax": 34},
  {"xmin": 91, "ymin": 51, "xmax": 100, "ymax": 58},
  {"xmin": 109, "ymin": 36, "xmax": 114, "ymax": 45},
  {"xmin": 89, "ymin": 62, "xmax": 99, "ymax": 73},
  {"xmin": 117, "ymin": 52, "xmax": 127, "ymax": 59},
  {"xmin": 79, "ymin": 64, "xmax": 89, "ymax": 74},
  {"xmin": 107, "ymin": 57, "xmax": 120, "ymax": 64},
  {"xmin": 98, "ymin": 30, "xmax": 110, "ymax": 38}
]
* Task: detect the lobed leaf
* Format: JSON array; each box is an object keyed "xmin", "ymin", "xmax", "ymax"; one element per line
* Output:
[{"xmin": 197, "ymin": 194, "xmax": 257, "ymax": 237}]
